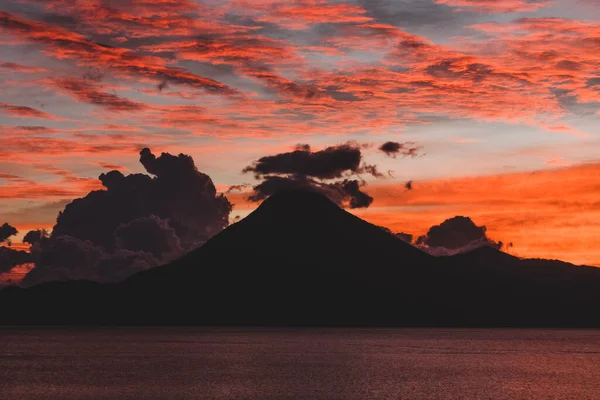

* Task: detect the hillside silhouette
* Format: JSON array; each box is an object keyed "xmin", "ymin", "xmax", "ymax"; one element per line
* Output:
[{"xmin": 1, "ymin": 190, "xmax": 600, "ymax": 327}]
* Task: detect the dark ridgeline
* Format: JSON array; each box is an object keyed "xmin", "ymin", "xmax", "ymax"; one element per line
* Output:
[{"xmin": 1, "ymin": 190, "xmax": 600, "ymax": 327}]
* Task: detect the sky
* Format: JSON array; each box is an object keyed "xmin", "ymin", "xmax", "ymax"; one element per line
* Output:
[{"xmin": 1, "ymin": 0, "xmax": 600, "ymax": 275}]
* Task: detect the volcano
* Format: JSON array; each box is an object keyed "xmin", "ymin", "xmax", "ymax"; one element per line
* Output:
[{"xmin": 2, "ymin": 190, "xmax": 600, "ymax": 327}]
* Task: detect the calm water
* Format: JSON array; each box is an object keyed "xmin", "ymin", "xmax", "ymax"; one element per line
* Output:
[{"xmin": 1, "ymin": 328, "xmax": 600, "ymax": 399}]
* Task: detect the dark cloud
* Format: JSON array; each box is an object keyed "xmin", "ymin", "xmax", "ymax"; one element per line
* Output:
[
  {"xmin": 243, "ymin": 142, "xmax": 393, "ymax": 209},
  {"xmin": 226, "ymin": 184, "xmax": 250, "ymax": 193},
  {"xmin": 587, "ymin": 78, "xmax": 600, "ymax": 87},
  {"xmin": 396, "ymin": 232, "xmax": 414, "ymax": 243},
  {"xmin": 0, "ymin": 223, "xmax": 18, "ymax": 244},
  {"xmin": 337, "ymin": 180, "xmax": 373, "ymax": 208},
  {"xmin": 405, "ymin": 180, "xmax": 413, "ymax": 191},
  {"xmin": 247, "ymin": 176, "xmax": 373, "ymax": 209},
  {"xmin": 247, "ymin": 175, "xmax": 318, "ymax": 202},
  {"xmin": 114, "ymin": 215, "xmax": 182, "ymax": 258},
  {"xmin": 379, "ymin": 141, "xmax": 422, "ymax": 158},
  {"xmin": 52, "ymin": 148, "xmax": 232, "ymax": 250},
  {"xmin": 20, "ymin": 235, "xmax": 158, "ymax": 286},
  {"xmin": 244, "ymin": 143, "xmax": 368, "ymax": 179},
  {"xmin": 295, "ymin": 143, "xmax": 311, "ymax": 151},
  {"xmin": 23, "ymin": 229, "xmax": 49, "ymax": 246},
  {"xmin": 21, "ymin": 148, "xmax": 232, "ymax": 286},
  {"xmin": 0, "ymin": 247, "xmax": 32, "ymax": 274},
  {"xmin": 362, "ymin": 163, "xmax": 385, "ymax": 178},
  {"xmin": 416, "ymin": 216, "xmax": 502, "ymax": 256},
  {"xmin": 377, "ymin": 227, "xmax": 413, "ymax": 244}
]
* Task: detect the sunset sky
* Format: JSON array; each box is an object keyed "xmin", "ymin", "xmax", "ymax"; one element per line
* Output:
[{"xmin": 1, "ymin": 0, "xmax": 600, "ymax": 271}]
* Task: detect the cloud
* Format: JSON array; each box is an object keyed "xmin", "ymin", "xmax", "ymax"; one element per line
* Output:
[
  {"xmin": 23, "ymin": 229, "xmax": 50, "ymax": 246},
  {"xmin": 0, "ymin": 62, "xmax": 46, "ymax": 73},
  {"xmin": 336, "ymin": 179, "xmax": 374, "ymax": 208},
  {"xmin": 417, "ymin": 216, "xmax": 494, "ymax": 249},
  {"xmin": 226, "ymin": 184, "xmax": 251, "ymax": 193},
  {"xmin": 0, "ymin": 223, "xmax": 18, "ymax": 244},
  {"xmin": 0, "ymin": 223, "xmax": 33, "ymax": 275},
  {"xmin": 114, "ymin": 215, "xmax": 182, "ymax": 258},
  {"xmin": 235, "ymin": 0, "xmax": 373, "ymax": 30},
  {"xmin": 20, "ymin": 235, "xmax": 158, "ymax": 285},
  {"xmin": 379, "ymin": 141, "xmax": 422, "ymax": 158},
  {"xmin": 0, "ymin": 11, "xmax": 236, "ymax": 94},
  {"xmin": 384, "ymin": 214, "xmax": 503, "ymax": 256},
  {"xmin": 54, "ymin": 148, "xmax": 232, "ymax": 249},
  {"xmin": 240, "ymin": 142, "xmax": 400, "ymax": 209},
  {"xmin": 0, "ymin": 102, "xmax": 59, "ymax": 120},
  {"xmin": 96, "ymin": 162, "xmax": 125, "ymax": 171},
  {"xmin": 0, "ymin": 247, "xmax": 32, "ymax": 274},
  {"xmin": 247, "ymin": 175, "xmax": 374, "ymax": 209},
  {"xmin": 243, "ymin": 142, "xmax": 378, "ymax": 179},
  {"xmin": 20, "ymin": 148, "xmax": 232, "ymax": 286},
  {"xmin": 53, "ymin": 78, "xmax": 145, "ymax": 111},
  {"xmin": 396, "ymin": 232, "xmax": 414, "ymax": 243},
  {"xmin": 435, "ymin": 0, "xmax": 550, "ymax": 13}
]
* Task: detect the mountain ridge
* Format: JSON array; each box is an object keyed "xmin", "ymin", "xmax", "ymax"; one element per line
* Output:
[{"xmin": 1, "ymin": 190, "xmax": 599, "ymax": 327}]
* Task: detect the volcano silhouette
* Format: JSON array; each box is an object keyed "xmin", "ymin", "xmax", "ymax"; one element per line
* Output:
[{"xmin": 2, "ymin": 190, "xmax": 600, "ymax": 327}]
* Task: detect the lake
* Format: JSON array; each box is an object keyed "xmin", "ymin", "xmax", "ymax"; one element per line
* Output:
[{"xmin": 1, "ymin": 328, "xmax": 599, "ymax": 399}]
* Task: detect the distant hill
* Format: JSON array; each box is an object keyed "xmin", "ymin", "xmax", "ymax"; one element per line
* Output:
[{"xmin": 1, "ymin": 190, "xmax": 600, "ymax": 327}]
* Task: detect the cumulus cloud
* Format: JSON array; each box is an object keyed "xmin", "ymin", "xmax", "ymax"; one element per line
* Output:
[
  {"xmin": 416, "ymin": 216, "xmax": 502, "ymax": 256},
  {"xmin": 20, "ymin": 235, "xmax": 158, "ymax": 286},
  {"xmin": 20, "ymin": 148, "xmax": 232, "ymax": 286},
  {"xmin": 243, "ymin": 143, "xmax": 389, "ymax": 209},
  {"xmin": 114, "ymin": 215, "xmax": 182, "ymax": 258}
]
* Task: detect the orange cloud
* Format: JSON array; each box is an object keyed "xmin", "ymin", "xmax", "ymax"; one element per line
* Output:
[
  {"xmin": 0, "ymin": 263, "xmax": 34, "ymax": 286},
  {"xmin": 233, "ymin": 0, "xmax": 372, "ymax": 30},
  {"xmin": 0, "ymin": 11, "xmax": 235, "ymax": 94},
  {"xmin": 52, "ymin": 78, "xmax": 146, "ymax": 111},
  {"xmin": 96, "ymin": 162, "xmax": 126, "ymax": 171},
  {"xmin": 350, "ymin": 163, "xmax": 600, "ymax": 266},
  {"xmin": 0, "ymin": 176, "xmax": 102, "ymax": 200},
  {"xmin": 436, "ymin": 0, "xmax": 550, "ymax": 13}
]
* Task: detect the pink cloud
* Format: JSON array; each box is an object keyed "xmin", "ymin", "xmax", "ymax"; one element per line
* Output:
[{"xmin": 436, "ymin": 0, "xmax": 551, "ymax": 13}]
